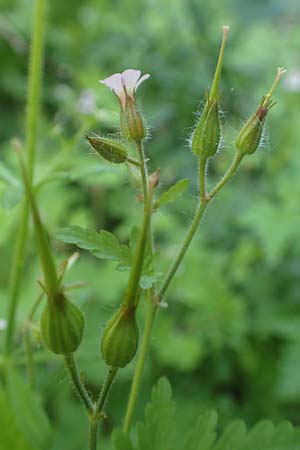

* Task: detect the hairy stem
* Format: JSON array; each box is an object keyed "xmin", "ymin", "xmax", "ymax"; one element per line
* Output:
[
  {"xmin": 64, "ymin": 353, "xmax": 94, "ymax": 416},
  {"xmin": 123, "ymin": 151, "xmax": 244, "ymax": 432},
  {"xmin": 91, "ymin": 367, "xmax": 118, "ymax": 450},
  {"xmin": 122, "ymin": 140, "xmax": 151, "ymax": 308},
  {"xmin": 5, "ymin": 0, "xmax": 47, "ymax": 356},
  {"xmin": 123, "ymin": 299, "xmax": 156, "ymax": 433},
  {"xmin": 123, "ymin": 140, "xmax": 155, "ymax": 431}
]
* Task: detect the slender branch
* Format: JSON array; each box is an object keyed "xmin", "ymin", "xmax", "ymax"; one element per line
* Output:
[
  {"xmin": 123, "ymin": 299, "xmax": 156, "ymax": 433},
  {"xmin": 5, "ymin": 0, "xmax": 47, "ymax": 356},
  {"xmin": 208, "ymin": 152, "xmax": 243, "ymax": 200},
  {"xmin": 122, "ymin": 140, "xmax": 151, "ymax": 308},
  {"xmin": 64, "ymin": 353, "xmax": 94, "ymax": 416},
  {"xmin": 199, "ymin": 157, "xmax": 207, "ymax": 200},
  {"xmin": 18, "ymin": 155, "xmax": 59, "ymax": 297},
  {"xmin": 123, "ymin": 141, "xmax": 155, "ymax": 431},
  {"xmin": 123, "ymin": 150, "xmax": 244, "ymax": 432},
  {"xmin": 94, "ymin": 367, "xmax": 118, "ymax": 419},
  {"xmin": 90, "ymin": 367, "xmax": 118, "ymax": 450}
]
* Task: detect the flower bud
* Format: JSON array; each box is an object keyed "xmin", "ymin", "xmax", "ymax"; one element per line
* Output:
[
  {"xmin": 122, "ymin": 95, "xmax": 146, "ymax": 142},
  {"xmin": 191, "ymin": 99, "xmax": 221, "ymax": 158},
  {"xmin": 235, "ymin": 102, "xmax": 269, "ymax": 155},
  {"xmin": 101, "ymin": 305, "xmax": 139, "ymax": 368},
  {"xmin": 235, "ymin": 67, "xmax": 286, "ymax": 156},
  {"xmin": 85, "ymin": 135, "xmax": 128, "ymax": 163},
  {"xmin": 191, "ymin": 26, "xmax": 229, "ymax": 159},
  {"xmin": 41, "ymin": 293, "xmax": 84, "ymax": 355}
]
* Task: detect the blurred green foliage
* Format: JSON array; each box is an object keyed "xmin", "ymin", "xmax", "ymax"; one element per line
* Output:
[{"xmin": 1, "ymin": 0, "xmax": 300, "ymax": 448}]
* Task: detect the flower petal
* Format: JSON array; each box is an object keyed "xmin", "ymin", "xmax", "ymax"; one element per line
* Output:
[
  {"xmin": 100, "ymin": 73, "xmax": 124, "ymax": 97},
  {"xmin": 135, "ymin": 73, "xmax": 150, "ymax": 91},
  {"xmin": 121, "ymin": 69, "xmax": 141, "ymax": 96}
]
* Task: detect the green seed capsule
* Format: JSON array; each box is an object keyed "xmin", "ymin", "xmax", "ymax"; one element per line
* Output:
[
  {"xmin": 191, "ymin": 100, "xmax": 221, "ymax": 158},
  {"xmin": 41, "ymin": 294, "xmax": 84, "ymax": 355},
  {"xmin": 85, "ymin": 135, "xmax": 128, "ymax": 163},
  {"xmin": 101, "ymin": 305, "xmax": 139, "ymax": 368},
  {"xmin": 123, "ymin": 95, "xmax": 146, "ymax": 142},
  {"xmin": 235, "ymin": 103, "xmax": 268, "ymax": 155},
  {"xmin": 235, "ymin": 67, "xmax": 287, "ymax": 155}
]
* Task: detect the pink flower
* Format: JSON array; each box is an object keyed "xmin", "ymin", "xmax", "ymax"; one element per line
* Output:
[{"xmin": 100, "ymin": 69, "xmax": 150, "ymax": 107}]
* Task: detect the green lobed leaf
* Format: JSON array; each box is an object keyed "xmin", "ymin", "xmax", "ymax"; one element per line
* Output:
[
  {"xmin": 155, "ymin": 178, "xmax": 190, "ymax": 208},
  {"xmin": 111, "ymin": 429, "xmax": 135, "ymax": 450},
  {"xmin": 184, "ymin": 411, "xmax": 218, "ymax": 450},
  {"xmin": 212, "ymin": 419, "xmax": 246, "ymax": 450},
  {"xmin": 56, "ymin": 225, "xmax": 128, "ymax": 261},
  {"xmin": 137, "ymin": 377, "xmax": 176, "ymax": 450},
  {"xmin": 111, "ymin": 377, "xmax": 300, "ymax": 450}
]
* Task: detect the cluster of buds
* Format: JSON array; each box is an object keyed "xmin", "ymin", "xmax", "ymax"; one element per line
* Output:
[
  {"xmin": 91, "ymin": 71, "xmax": 152, "ymax": 369},
  {"xmin": 191, "ymin": 26, "xmax": 285, "ymax": 171}
]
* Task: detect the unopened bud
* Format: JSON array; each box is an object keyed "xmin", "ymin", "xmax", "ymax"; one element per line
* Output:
[
  {"xmin": 235, "ymin": 67, "xmax": 286, "ymax": 155},
  {"xmin": 85, "ymin": 135, "xmax": 128, "ymax": 163},
  {"xmin": 191, "ymin": 99, "xmax": 221, "ymax": 158},
  {"xmin": 101, "ymin": 305, "xmax": 139, "ymax": 368},
  {"xmin": 191, "ymin": 26, "xmax": 229, "ymax": 159},
  {"xmin": 123, "ymin": 95, "xmax": 146, "ymax": 142},
  {"xmin": 41, "ymin": 293, "xmax": 84, "ymax": 355}
]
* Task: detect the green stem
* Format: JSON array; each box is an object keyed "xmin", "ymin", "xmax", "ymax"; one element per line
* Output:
[
  {"xmin": 122, "ymin": 139, "xmax": 155, "ymax": 431},
  {"xmin": 4, "ymin": 0, "xmax": 47, "ymax": 356},
  {"xmin": 157, "ymin": 200, "xmax": 207, "ymax": 301},
  {"xmin": 19, "ymin": 157, "xmax": 59, "ymax": 297},
  {"xmin": 94, "ymin": 367, "xmax": 118, "ymax": 419},
  {"xmin": 64, "ymin": 353, "xmax": 94, "ymax": 416},
  {"xmin": 199, "ymin": 157, "xmax": 207, "ymax": 199},
  {"xmin": 123, "ymin": 300, "xmax": 156, "ymax": 433},
  {"xmin": 91, "ymin": 367, "xmax": 118, "ymax": 450},
  {"xmin": 123, "ymin": 151, "xmax": 244, "ymax": 432},
  {"xmin": 89, "ymin": 421, "xmax": 98, "ymax": 450},
  {"xmin": 208, "ymin": 152, "xmax": 243, "ymax": 199},
  {"xmin": 122, "ymin": 141, "xmax": 151, "ymax": 308}
]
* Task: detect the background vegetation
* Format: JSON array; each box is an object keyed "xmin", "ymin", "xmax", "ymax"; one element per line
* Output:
[{"xmin": 0, "ymin": 0, "xmax": 300, "ymax": 448}]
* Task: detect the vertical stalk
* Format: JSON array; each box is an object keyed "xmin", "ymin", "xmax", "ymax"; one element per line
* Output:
[
  {"xmin": 123, "ymin": 152, "xmax": 244, "ymax": 432},
  {"xmin": 90, "ymin": 366, "xmax": 118, "ymax": 450},
  {"xmin": 123, "ymin": 140, "xmax": 154, "ymax": 431},
  {"xmin": 89, "ymin": 421, "xmax": 98, "ymax": 450},
  {"xmin": 122, "ymin": 141, "xmax": 151, "ymax": 308},
  {"xmin": 5, "ymin": 0, "xmax": 47, "ymax": 356},
  {"xmin": 64, "ymin": 353, "xmax": 94, "ymax": 415},
  {"xmin": 123, "ymin": 300, "xmax": 156, "ymax": 433}
]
